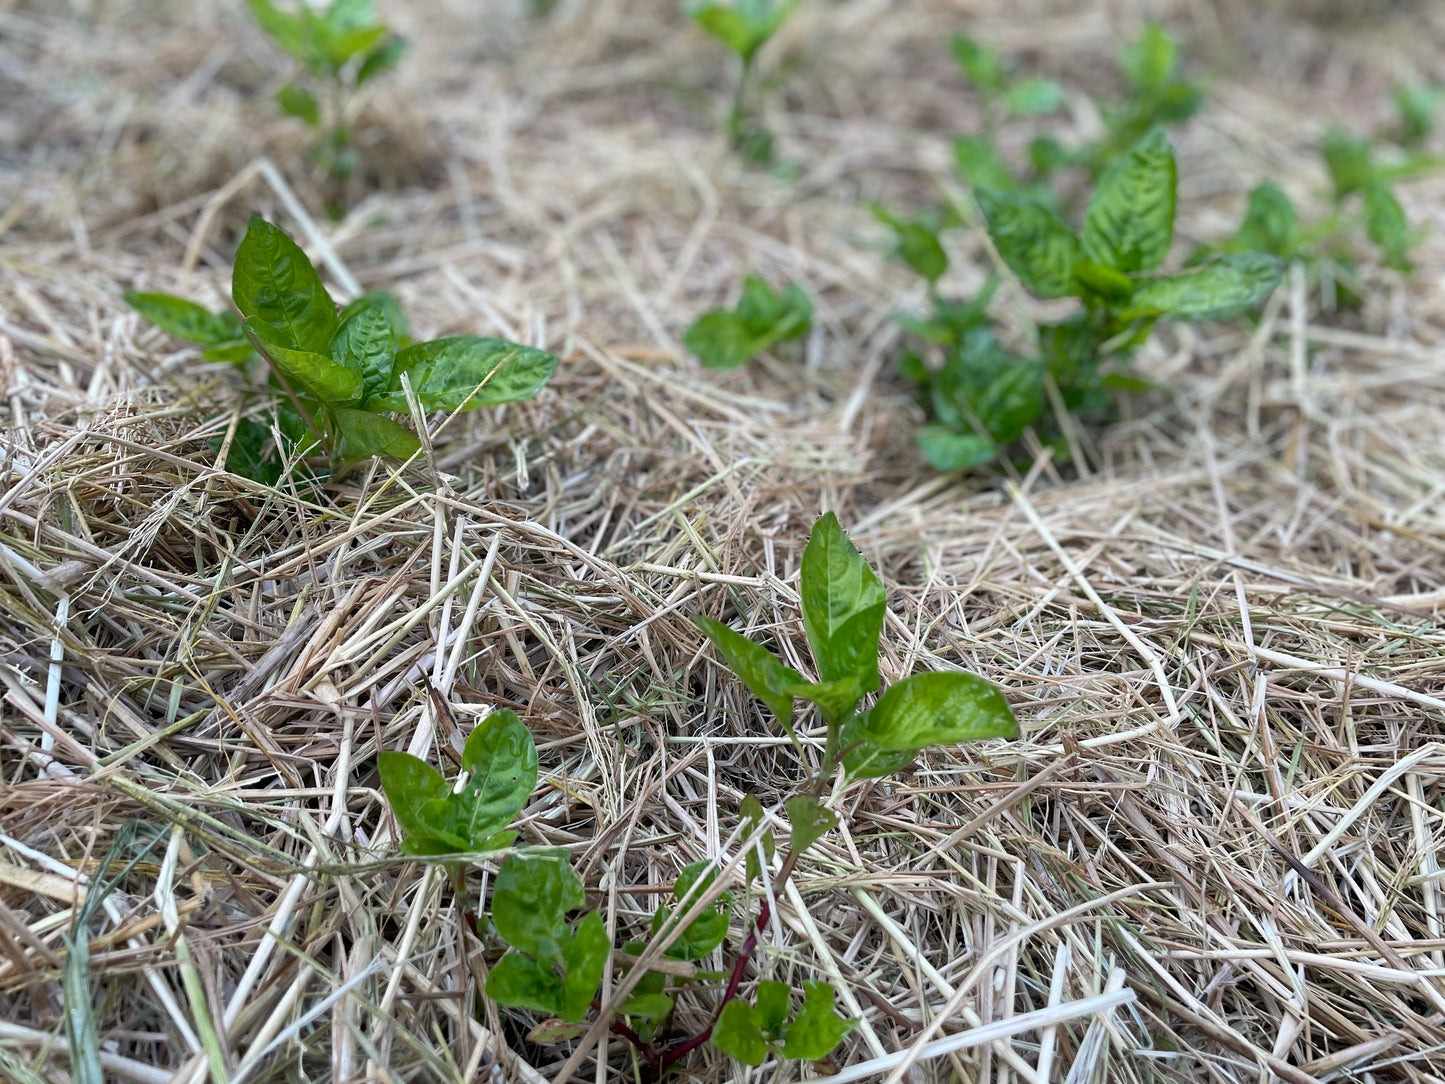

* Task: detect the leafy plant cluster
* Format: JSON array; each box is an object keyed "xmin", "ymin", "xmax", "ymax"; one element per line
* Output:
[
  {"xmin": 247, "ymin": 0, "xmax": 406, "ymax": 190},
  {"xmin": 683, "ymin": 274, "xmax": 812, "ymax": 370},
  {"xmin": 688, "ymin": 0, "xmax": 798, "ymax": 162},
  {"xmin": 377, "ymin": 512, "xmax": 1018, "ymax": 1073},
  {"xmin": 126, "ymin": 217, "xmax": 556, "ymax": 483}
]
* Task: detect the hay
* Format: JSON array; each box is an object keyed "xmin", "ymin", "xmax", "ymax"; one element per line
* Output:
[{"xmin": 2, "ymin": 1, "xmax": 1445, "ymax": 1081}]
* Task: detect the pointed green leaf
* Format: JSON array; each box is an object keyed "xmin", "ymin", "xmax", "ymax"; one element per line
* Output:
[
  {"xmin": 486, "ymin": 952, "xmax": 563, "ymax": 1016},
  {"xmin": 1082, "ymin": 129, "xmax": 1176, "ymax": 274},
  {"xmin": 951, "ymin": 35, "xmax": 1003, "ymax": 92},
  {"xmin": 457, "ymin": 709, "xmax": 537, "ymax": 837},
  {"xmin": 277, "ymin": 83, "xmax": 320, "ymax": 127},
  {"xmin": 712, "ymin": 999, "xmax": 768, "ymax": 1065},
  {"xmin": 560, "ymin": 910, "xmax": 609, "ymax": 1022},
  {"xmin": 651, "ymin": 860, "xmax": 730, "ymax": 961},
  {"xmin": 693, "ymin": 616, "xmax": 807, "ymax": 738},
  {"xmin": 953, "ymin": 136, "xmax": 1016, "ymax": 190},
  {"xmin": 125, "ymin": 292, "xmax": 243, "ymax": 347},
  {"xmin": 332, "ymin": 408, "xmax": 420, "ymax": 462},
  {"xmin": 1395, "ymin": 84, "xmax": 1445, "ymax": 146},
  {"xmin": 246, "ymin": 0, "xmax": 308, "ymax": 60},
  {"xmin": 618, "ymin": 993, "xmax": 675, "ymax": 1022},
  {"xmin": 374, "ymin": 336, "xmax": 557, "ymax": 413},
  {"xmin": 378, "ymin": 751, "xmax": 454, "ymax": 848},
  {"xmin": 785, "ymin": 796, "xmax": 837, "ymax": 855},
  {"xmin": 329, "ymin": 295, "xmax": 396, "ymax": 405},
  {"xmin": 799, "ymin": 513, "xmax": 886, "ymax": 697},
  {"xmin": 357, "ymin": 36, "xmax": 407, "ymax": 84},
  {"xmin": 740, "ymin": 794, "xmax": 774, "ymax": 883},
  {"xmin": 754, "ymin": 980, "xmax": 791, "ymax": 1038},
  {"xmin": 1231, "ymin": 183, "xmax": 1298, "ymax": 260},
  {"xmin": 858, "ymin": 671, "xmax": 1017, "ymax": 752},
  {"xmin": 781, "ymin": 981, "xmax": 856, "ymax": 1060},
  {"xmin": 245, "ymin": 318, "xmax": 362, "ymax": 404},
  {"xmin": 339, "ymin": 290, "xmax": 412, "ymax": 343},
  {"xmin": 1364, "ymin": 182, "xmax": 1412, "ymax": 270},
  {"xmin": 1323, "ymin": 128, "xmax": 1374, "ymax": 200},
  {"xmin": 975, "ymin": 189, "xmax": 1081, "ymax": 298},
  {"xmin": 232, "ymin": 217, "xmax": 338, "ymax": 354},
  {"xmin": 492, "ymin": 852, "xmax": 585, "ymax": 961},
  {"xmin": 1123, "ymin": 253, "xmax": 1284, "ymax": 321},
  {"xmin": 873, "ymin": 205, "xmax": 948, "ymax": 282}
]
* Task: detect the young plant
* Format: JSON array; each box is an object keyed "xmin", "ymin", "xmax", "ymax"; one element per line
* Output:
[
  {"xmin": 688, "ymin": 0, "xmax": 797, "ymax": 161},
  {"xmin": 683, "ymin": 274, "xmax": 812, "ymax": 370},
  {"xmin": 375, "ymin": 514, "xmax": 1016, "ymax": 1075},
  {"xmin": 126, "ymin": 217, "xmax": 557, "ymax": 481},
  {"xmin": 246, "ymin": 0, "xmax": 406, "ymax": 189},
  {"xmin": 907, "ymin": 129, "xmax": 1283, "ymax": 471},
  {"xmin": 1320, "ymin": 126, "xmax": 1439, "ymax": 271},
  {"xmin": 952, "ymin": 34, "xmax": 1063, "ymax": 142}
]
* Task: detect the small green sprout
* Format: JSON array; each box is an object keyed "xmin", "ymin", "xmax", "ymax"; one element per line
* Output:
[
  {"xmin": 684, "ymin": 274, "xmax": 812, "ymax": 370},
  {"xmin": 688, "ymin": 0, "xmax": 798, "ymax": 161}
]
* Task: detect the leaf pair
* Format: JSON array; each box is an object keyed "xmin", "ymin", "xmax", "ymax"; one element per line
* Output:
[
  {"xmin": 711, "ymin": 980, "xmax": 856, "ymax": 1065},
  {"xmin": 486, "ymin": 853, "xmax": 609, "ymax": 1023},
  {"xmin": 248, "ymin": 0, "xmax": 405, "ymax": 83},
  {"xmin": 977, "ymin": 130, "xmax": 1284, "ymax": 322},
  {"xmin": 695, "ymin": 513, "xmax": 1017, "ymax": 785},
  {"xmin": 377, "ymin": 709, "xmax": 538, "ymax": 855},
  {"xmin": 684, "ymin": 276, "xmax": 812, "ymax": 370}
]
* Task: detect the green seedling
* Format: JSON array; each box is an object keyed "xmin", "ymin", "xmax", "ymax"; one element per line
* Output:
[
  {"xmin": 903, "ymin": 129, "xmax": 1282, "ymax": 472},
  {"xmin": 952, "ymin": 35, "xmax": 1063, "ymax": 141},
  {"xmin": 247, "ymin": 0, "xmax": 406, "ymax": 189},
  {"xmin": 1321, "ymin": 126, "xmax": 1439, "ymax": 271},
  {"xmin": 126, "ymin": 217, "xmax": 557, "ymax": 482},
  {"xmin": 375, "ymin": 513, "xmax": 1015, "ymax": 1074},
  {"xmin": 1394, "ymin": 84, "xmax": 1445, "ymax": 148},
  {"xmin": 688, "ymin": 0, "xmax": 797, "ymax": 161},
  {"xmin": 684, "ymin": 274, "xmax": 812, "ymax": 369},
  {"xmin": 872, "ymin": 205, "xmax": 956, "ymax": 286}
]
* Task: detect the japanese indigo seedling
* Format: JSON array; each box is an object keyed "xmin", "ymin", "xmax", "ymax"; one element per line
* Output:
[{"xmin": 378, "ymin": 512, "xmax": 1018, "ymax": 1073}]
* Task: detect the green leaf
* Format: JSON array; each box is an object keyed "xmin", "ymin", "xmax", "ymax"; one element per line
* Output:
[
  {"xmin": 277, "ymin": 83, "xmax": 320, "ymax": 127},
  {"xmin": 418, "ymin": 709, "xmax": 538, "ymax": 848},
  {"xmin": 916, "ymin": 427, "xmax": 998, "ymax": 471},
  {"xmin": 857, "ymin": 670, "xmax": 1018, "ymax": 751},
  {"xmin": 356, "ymin": 36, "xmax": 407, "ymax": 84},
  {"xmin": 231, "ymin": 217, "xmax": 338, "ymax": 354},
  {"xmin": 375, "ymin": 337, "xmax": 558, "ymax": 413},
  {"xmin": 690, "ymin": 0, "xmax": 791, "ymax": 62},
  {"xmin": 1082, "ymin": 128, "xmax": 1176, "ymax": 274},
  {"xmin": 486, "ymin": 952, "xmax": 562, "ymax": 1016},
  {"xmin": 1231, "ymin": 183, "xmax": 1298, "ymax": 260},
  {"xmin": 1120, "ymin": 23, "xmax": 1179, "ymax": 93},
  {"xmin": 683, "ymin": 311, "xmax": 755, "ymax": 371},
  {"xmin": 1364, "ymin": 182, "xmax": 1412, "ymax": 270},
  {"xmin": 339, "ymin": 290, "xmax": 412, "ymax": 343},
  {"xmin": 329, "ymin": 297, "xmax": 396, "ymax": 405},
  {"xmin": 799, "ymin": 513, "xmax": 886, "ymax": 696},
  {"xmin": 1071, "ymin": 260, "xmax": 1134, "ymax": 303},
  {"xmin": 246, "ymin": 0, "xmax": 308, "ymax": 61},
  {"xmin": 1123, "ymin": 253, "xmax": 1284, "ymax": 321},
  {"xmin": 492, "ymin": 853, "xmax": 585, "ymax": 962},
  {"xmin": 1005, "ymin": 79, "xmax": 1062, "ymax": 116},
  {"xmin": 618, "ymin": 993, "xmax": 674, "ymax": 1022},
  {"xmin": 651, "ymin": 860, "xmax": 730, "ymax": 961},
  {"xmin": 1029, "ymin": 135, "xmax": 1070, "ymax": 179},
  {"xmin": 201, "ymin": 340, "xmax": 256, "ymax": 365},
  {"xmin": 975, "ymin": 189, "xmax": 1081, "ymax": 298},
  {"xmin": 712, "ymin": 999, "xmax": 768, "ymax": 1065},
  {"xmin": 785, "ymin": 796, "xmax": 837, "ymax": 855},
  {"xmin": 754, "ymin": 980, "xmax": 791, "ymax": 1038},
  {"xmin": 740, "ymin": 794, "xmax": 775, "ymax": 883},
  {"xmin": 953, "ymin": 136, "xmax": 1016, "ymax": 190},
  {"xmin": 332, "ymin": 408, "xmax": 421, "ymax": 462},
  {"xmin": 685, "ymin": 277, "xmax": 812, "ymax": 370},
  {"xmin": 951, "ymin": 35, "xmax": 1003, "ymax": 92},
  {"xmin": 245, "ymin": 318, "xmax": 362, "ymax": 404},
  {"xmin": 1395, "ymin": 84, "xmax": 1445, "ymax": 146},
  {"xmin": 840, "ymin": 726, "xmax": 916, "ymax": 779},
  {"xmin": 125, "ymin": 292, "xmax": 243, "ymax": 346},
  {"xmin": 693, "ymin": 616, "xmax": 807, "ymax": 738},
  {"xmin": 378, "ymin": 751, "xmax": 454, "ymax": 848},
  {"xmin": 781, "ymin": 981, "xmax": 856, "ymax": 1060},
  {"xmin": 873, "ymin": 205, "xmax": 948, "ymax": 282},
  {"xmin": 1322, "ymin": 128, "xmax": 1375, "ymax": 200},
  {"xmin": 560, "ymin": 910, "xmax": 609, "ymax": 1022}
]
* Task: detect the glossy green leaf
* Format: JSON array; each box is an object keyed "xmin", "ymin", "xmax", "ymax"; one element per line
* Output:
[
  {"xmin": 201, "ymin": 340, "xmax": 256, "ymax": 365},
  {"xmin": 740, "ymin": 794, "xmax": 774, "ymax": 883},
  {"xmin": 1006, "ymin": 79, "xmax": 1062, "ymax": 116},
  {"xmin": 712, "ymin": 999, "xmax": 768, "ymax": 1065},
  {"xmin": 953, "ymin": 137, "xmax": 1016, "ymax": 190},
  {"xmin": 1082, "ymin": 128, "xmax": 1176, "ymax": 274},
  {"xmin": 125, "ymin": 292, "xmax": 243, "ymax": 347},
  {"xmin": 754, "ymin": 980, "xmax": 791, "ymax": 1038},
  {"xmin": 492, "ymin": 852, "xmax": 585, "ymax": 962},
  {"xmin": 1071, "ymin": 260, "xmax": 1135, "ymax": 303},
  {"xmin": 1231, "ymin": 183, "xmax": 1298, "ymax": 260},
  {"xmin": 693, "ymin": 616, "xmax": 806, "ymax": 738},
  {"xmin": 975, "ymin": 189, "xmax": 1081, "ymax": 298},
  {"xmin": 858, "ymin": 670, "xmax": 1018, "ymax": 751},
  {"xmin": 245, "ymin": 318, "xmax": 362, "ymax": 404},
  {"xmin": 560, "ymin": 910, "xmax": 609, "ymax": 1022},
  {"xmin": 486, "ymin": 952, "xmax": 562, "ymax": 1016},
  {"xmin": 781, "ymin": 981, "xmax": 856, "ymax": 1060},
  {"xmin": 412, "ymin": 709, "xmax": 538, "ymax": 848},
  {"xmin": 332, "ymin": 408, "xmax": 420, "ymax": 463},
  {"xmin": 231, "ymin": 217, "xmax": 338, "ymax": 354},
  {"xmin": 1364, "ymin": 182, "xmax": 1412, "ymax": 270},
  {"xmin": 1123, "ymin": 253, "xmax": 1284, "ymax": 321},
  {"xmin": 799, "ymin": 513, "xmax": 886, "ymax": 695},
  {"xmin": 840, "ymin": 722, "xmax": 916, "ymax": 779},
  {"xmin": 277, "ymin": 83, "xmax": 320, "ymax": 127},
  {"xmin": 1323, "ymin": 128, "xmax": 1374, "ymax": 200},
  {"xmin": 339, "ymin": 290, "xmax": 411, "ymax": 343},
  {"xmin": 357, "ymin": 36, "xmax": 407, "ymax": 84},
  {"xmin": 377, "ymin": 751, "xmax": 453, "ymax": 848},
  {"xmin": 329, "ymin": 297, "xmax": 396, "ymax": 405},
  {"xmin": 375, "ymin": 337, "xmax": 557, "ymax": 413},
  {"xmin": 785, "ymin": 796, "xmax": 837, "ymax": 855},
  {"xmin": 651, "ymin": 860, "xmax": 730, "ymax": 961}
]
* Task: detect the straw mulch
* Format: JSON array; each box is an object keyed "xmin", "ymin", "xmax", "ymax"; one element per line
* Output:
[{"xmin": 2, "ymin": 1, "xmax": 1444, "ymax": 1081}]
